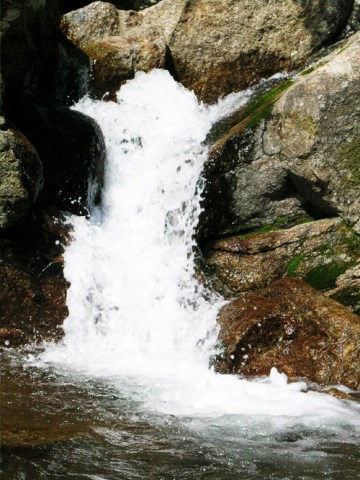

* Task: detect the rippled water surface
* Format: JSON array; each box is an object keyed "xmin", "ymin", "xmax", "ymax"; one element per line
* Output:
[{"xmin": 1, "ymin": 350, "xmax": 360, "ymax": 480}]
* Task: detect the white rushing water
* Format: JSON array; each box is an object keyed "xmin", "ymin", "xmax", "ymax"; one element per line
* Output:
[{"xmin": 42, "ymin": 70, "xmax": 359, "ymax": 422}]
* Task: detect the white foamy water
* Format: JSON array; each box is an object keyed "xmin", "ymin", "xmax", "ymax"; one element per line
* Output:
[{"xmin": 41, "ymin": 70, "xmax": 359, "ymax": 422}]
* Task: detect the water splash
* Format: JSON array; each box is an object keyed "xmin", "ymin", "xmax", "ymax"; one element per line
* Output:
[{"xmin": 41, "ymin": 70, "xmax": 359, "ymax": 422}]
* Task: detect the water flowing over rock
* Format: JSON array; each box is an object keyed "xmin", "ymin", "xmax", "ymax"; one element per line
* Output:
[
  {"xmin": 61, "ymin": 0, "xmax": 354, "ymax": 101},
  {"xmin": 61, "ymin": 0, "xmax": 184, "ymax": 96},
  {"xmin": 216, "ymin": 278, "xmax": 360, "ymax": 389}
]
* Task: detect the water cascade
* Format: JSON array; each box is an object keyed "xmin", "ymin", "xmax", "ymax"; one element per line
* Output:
[{"xmin": 42, "ymin": 70, "xmax": 359, "ymax": 422}]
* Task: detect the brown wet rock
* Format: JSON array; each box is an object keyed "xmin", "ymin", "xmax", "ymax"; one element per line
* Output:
[
  {"xmin": 327, "ymin": 263, "xmax": 360, "ymax": 315},
  {"xmin": 215, "ymin": 278, "xmax": 360, "ymax": 389},
  {"xmin": 204, "ymin": 219, "xmax": 360, "ymax": 303},
  {"xmin": 0, "ymin": 210, "xmax": 70, "ymax": 347}
]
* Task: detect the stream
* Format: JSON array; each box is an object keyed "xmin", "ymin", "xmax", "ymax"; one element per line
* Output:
[{"xmin": 1, "ymin": 70, "xmax": 359, "ymax": 479}]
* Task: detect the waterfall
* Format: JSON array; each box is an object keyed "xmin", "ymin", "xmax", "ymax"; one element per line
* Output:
[{"xmin": 42, "ymin": 70, "xmax": 357, "ymax": 420}]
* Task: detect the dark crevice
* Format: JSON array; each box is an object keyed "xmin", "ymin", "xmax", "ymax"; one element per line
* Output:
[{"xmin": 164, "ymin": 45, "xmax": 179, "ymax": 82}]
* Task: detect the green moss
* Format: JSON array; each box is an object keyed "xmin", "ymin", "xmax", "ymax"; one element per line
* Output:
[
  {"xmin": 234, "ymin": 224, "xmax": 280, "ymax": 241},
  {"xmin": 341, "ymin": 138, "xmax": 360, "ymax": 184},
  {"xmin": 301, "ymin": 66, "xmax": 316, "ymax": 76},
  {"xmin": 344, "ymin": 228, "xmax": 360, "ymax": 255},
  {"xmin": 273, "ymin": 213, "xmax": 314, "ymax": 228},
  {"xmin": 205, "ymin": 79, "xmax": 294, "ymax": 144},
  {"xmin": 300, "ymin": 61, "xmax": 326, "ymax": 77},
  {"xmin": 287, "ymin": 255, "xmax": 304, "ymax": 277},
  {"xmin": 331, "ymin": 287, "xmax": 360, "ymax": 315},
  {"xmin": 304, "ymin": 261, "xmax": 352, "ymax": 290}
]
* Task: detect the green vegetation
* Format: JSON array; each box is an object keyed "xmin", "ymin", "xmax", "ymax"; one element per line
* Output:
[
  {"xmin": 300, "ymin": 61, "xmax": 326, "ymax": 77},
  {"xmin": 205, "ymin": 79, "xmax": 295, "ymax": 145},
  {"xmin": 304, "ymin": 261, "xmax": 352, "ymax": 290},
  {"xmin": 341, "ymin": 137, "xmax": 360, "ymax": 184},
  {"xmin": 287, "ymin": 255, "xmax": 304, "ymax": 278},
  {"xmin": 332, "ymin": 287, "xmax": 360, "ymax": 316}
]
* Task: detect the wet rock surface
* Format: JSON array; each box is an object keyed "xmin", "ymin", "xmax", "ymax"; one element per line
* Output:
[
  {"xmin": 215, "ymin": 278, "xmax": 360, "ymax": 389},
  {"xmin": 0, "ymin": 210, "xmax": 70, "ymax": 347},
  {"xmin": 204, "ymin": 219, "xmax": 360, "ymax": 302},
  {"xmin": 8, "ymin": 100, "xmax": 105, "ymax": 214}
]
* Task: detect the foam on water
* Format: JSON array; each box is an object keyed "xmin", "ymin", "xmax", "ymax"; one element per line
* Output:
[{"xmin": 42, "ymin": 70, "xmax": 359, "ymax": 422}]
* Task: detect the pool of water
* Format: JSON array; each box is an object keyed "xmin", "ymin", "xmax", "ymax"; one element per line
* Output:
[{"xmin": 1, "ymin": 349, "xmax": 359, "ymax": 480}]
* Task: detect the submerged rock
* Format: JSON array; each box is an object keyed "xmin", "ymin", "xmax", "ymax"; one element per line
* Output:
[
  {"xmin": 0, "ymin": 124, "xmax": 43, "ymax": 229},
  {"xmin": 215, "ymin": 278, "xmax": 360, "ymax": 389}
]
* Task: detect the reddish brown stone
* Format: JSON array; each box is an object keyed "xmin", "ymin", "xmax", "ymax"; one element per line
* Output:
[
  {"xmin": 0, "ymin": 211, "xmax": 70, "ymax": 347},
  {"xmin": 216, "ymin": 278, "xmax": 360, "ymax": 389}
]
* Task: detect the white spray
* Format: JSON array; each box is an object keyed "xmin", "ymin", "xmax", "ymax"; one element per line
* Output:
[{"xmin": 42, "ymin": 71, "xmax": 359, "ymax": 421}]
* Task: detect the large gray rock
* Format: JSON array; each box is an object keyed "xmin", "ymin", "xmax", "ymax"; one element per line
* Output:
[
  {"xmin": 169, "ymin": 0, "xmax": 354, "ymax": 102},
  {"xmin": 199, "ymin": 32, "xmax": 360, "ymax": 241},
  {"xmin": 263, "ymin": 32, "xmax": 360, "ymax": 232},
  {"xmin": 0, "ymin": 124, "xmax": 43, "ymax": 229},
  {"xmin": 61, "ymin": 0, "xmax": 184, "ymax": 96},
  {"xmin": 61, "ymin": 0, "xmax": 354, "ymax": 101}
]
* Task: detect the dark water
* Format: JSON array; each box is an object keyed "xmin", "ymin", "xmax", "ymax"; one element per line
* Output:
[{"xmin": 1, "ymin": 349, "xmax": 360, "ymax": 480}]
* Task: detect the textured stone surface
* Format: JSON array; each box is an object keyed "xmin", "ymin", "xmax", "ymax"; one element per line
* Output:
[
  {"xmin": 215, "ymin": 278, "xmax": 360, "ymax": 389},
  {"xmin": 204, "ymin": 219, "xmax": 360, "ymax": 299},
  {"xmin": 61, "ymin": 0, "xmax": 354, "ymax": 101},
  {"xmin": 61, "ymin": 0, "xmax": 184, "ymax": 96},
  {"xmin": 0, "ymin": 210, "xmax": 70, "ymax": 347},
  {"xmin": 199, "ymin": 32, "xmax": 360, "ymax": 241},
  {"xmin": 0, "ymin": 125, "xmax": 43, "ymax": 229},
  {"xmin": 264, "ymin": 32, "xmax": 360, "ymax": 232},
  {"xmin": 169, "ymin": 0, "xmax": 354, "ymax": 102}
]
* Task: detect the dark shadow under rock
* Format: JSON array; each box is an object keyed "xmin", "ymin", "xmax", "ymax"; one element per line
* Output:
[
  {"xmin": 5, "ymin": 100, "xmax": 105, "ymax": 215},
  {"xmin": 0, "ymin": 209, "xmax": 70, "ymax": 347}
]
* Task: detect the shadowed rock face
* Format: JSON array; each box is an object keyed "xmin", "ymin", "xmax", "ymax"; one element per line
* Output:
[
  {"xmin": 215, "ymin": 278, "xmax": 360, "ymax": 389},
  {"xmin": 0, "ymin": 125, "xmax": 43, "ymax": 229},
  {"xmin": 60, "ymin": 0, "xmax": 354, "ymax": 101},
  {"xmin": 0, "ymin": 210, "xmax": 70, "ymax": 347},
  {"xmin": 7, "ymin": 100, "xmax": 105, "ymax": 215},
  {"xmin": 0, "ymin": 1, "xmax": 105, "ymax": 346}
]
